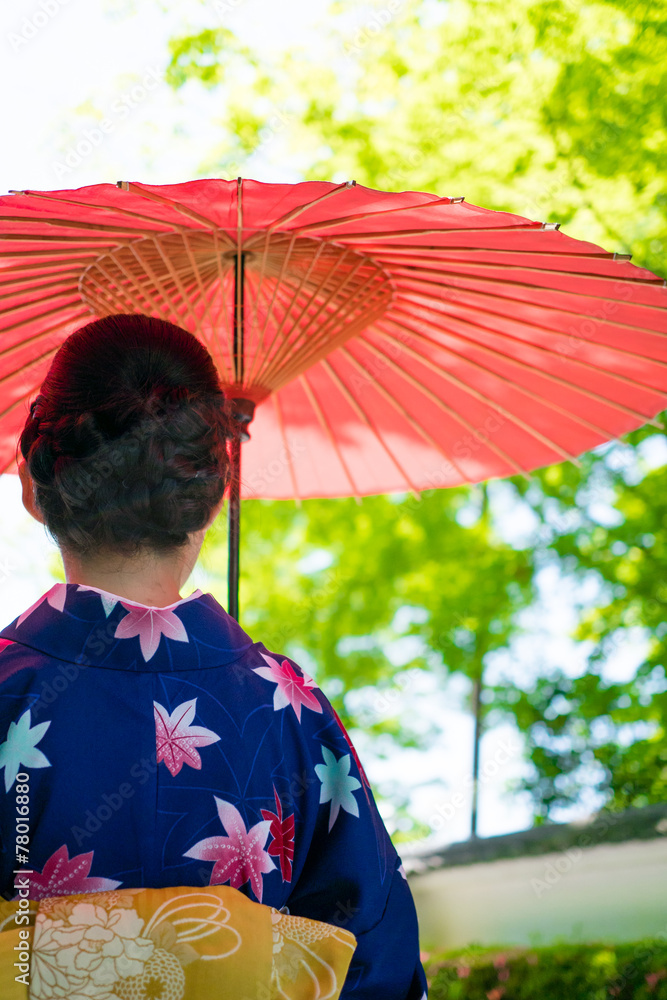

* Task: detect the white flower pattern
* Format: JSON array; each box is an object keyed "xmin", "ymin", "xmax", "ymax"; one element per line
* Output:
[
  {"xmin": 0, "ymin": 708, "xmax": 51, "ymax": 791},
  {"xmin": 0, "ymin": 581, "xmax": 426, "ymax": 993},
  {"xmin": 314, "ymin": 747, "xmax": 361, "ymax": 832},
  {"xmin": 31, "ymin": 902, "xmax": 154, "ymax": 999}
]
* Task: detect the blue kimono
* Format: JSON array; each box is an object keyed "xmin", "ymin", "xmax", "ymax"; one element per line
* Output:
[{"xmin": 0, "ymin": 582, "xmax": 427, "ymax": 998}]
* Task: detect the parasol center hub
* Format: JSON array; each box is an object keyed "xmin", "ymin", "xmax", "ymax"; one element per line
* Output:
[
  {"xmin": 226, "ymin": 396, "xmax": 256, "ymax": 443},
  {"xmin": 78, "ymin": 230, "xmax": 394, "ymax": 396},
  {"xmin": 222, "ymin": 249, "xmax": 256, "ymax": 260}
]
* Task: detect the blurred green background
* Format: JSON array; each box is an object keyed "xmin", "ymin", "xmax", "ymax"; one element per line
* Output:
[
  {"xmin": 164, "ymin": 0, "xmax": 667, "ymax": 840},
  {"xmin": 2, "ymin": 0, "xmax": 666, "ymax": 851}
]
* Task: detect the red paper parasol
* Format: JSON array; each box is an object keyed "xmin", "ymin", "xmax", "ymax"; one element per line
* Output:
[{"xmin": 1, "ymin": 178, "xmax": 666, "ymax": 615}]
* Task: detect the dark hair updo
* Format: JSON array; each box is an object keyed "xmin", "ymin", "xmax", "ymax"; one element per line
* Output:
[{"xmin": 19, "ymin": 313, "xmax": 231, "ymax": 560}]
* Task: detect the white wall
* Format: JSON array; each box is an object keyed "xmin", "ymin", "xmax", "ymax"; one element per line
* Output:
[{"xmin": 409, "ymin": 837, "xmax": 667, "ymax": 951}]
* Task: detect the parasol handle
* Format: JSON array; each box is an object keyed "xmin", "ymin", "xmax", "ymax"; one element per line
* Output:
[{"xmin": 227, "ymin": 397, "xmax": 255, "ymax": 620}]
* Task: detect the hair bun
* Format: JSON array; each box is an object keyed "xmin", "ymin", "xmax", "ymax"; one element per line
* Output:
[
  {"xmin": 19, "ymin": 313, "xmax": 231, "ymax": 559},
  {"xmin": 38, "ymin": 410, "xmax": 103, "ymax": 459},
  {"xmin": 141, "ymin": 384, "xmax": 196, "ymax": 423}
]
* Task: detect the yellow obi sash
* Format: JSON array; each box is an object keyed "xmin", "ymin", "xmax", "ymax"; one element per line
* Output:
[{"xmin": 0, "ymin": 884, "xmax": 357, "ymax": 999}]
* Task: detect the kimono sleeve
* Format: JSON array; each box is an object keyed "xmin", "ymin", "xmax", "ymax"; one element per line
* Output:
[{"xmin": 284, "ymin": 689, "xmax": 428, "ymax": 1000}]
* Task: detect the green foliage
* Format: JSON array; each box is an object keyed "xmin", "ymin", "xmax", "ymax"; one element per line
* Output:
[
  {"xmin": 167, "ymin": 0, "xmax": 667, "ymax": 822},
  {"xmin": 425, "ymin": 939, "xmax": 667, "ymax": 999},
  {"xmin": 496, "ymin": 418, "xmax": 667, "ymax": 818},
  {"xmin": 165, "ymin": 24, "xmax": 275, "ymax": 175},
  {"xmin": 168, "ymin": 0, "xmax": 667, "ymax": 273},
  {"xmin": 166, "ymin": 28, "xmax": 254, "ymax": 90},
  {"xmin": 201, "ymin": 487, "xmax": 533, "ymax": 749}
]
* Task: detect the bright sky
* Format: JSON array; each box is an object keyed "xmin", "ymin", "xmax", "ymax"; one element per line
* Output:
[
  {"xmin": 0, "ymin": 0, "xmax": 336, "ymax": 194},
  {"xmin": 0, "ymin": 0, "xmax": 661, "ymax": 850}
]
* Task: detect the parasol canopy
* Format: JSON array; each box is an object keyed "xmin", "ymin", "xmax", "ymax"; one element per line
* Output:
[{"xmin": 2, "ymin": 177, "xmax": 666, "ymax": 498}]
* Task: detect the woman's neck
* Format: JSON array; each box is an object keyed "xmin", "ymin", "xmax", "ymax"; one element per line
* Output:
[{"xmin": 61, "ymin": 541, "xmax": 202, "ymax": 608}]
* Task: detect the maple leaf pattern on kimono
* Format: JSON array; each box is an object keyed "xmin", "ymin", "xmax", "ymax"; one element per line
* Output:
[
  {"xmin": 76, "ymin": 584, "xmax": 120, "ymax": 617},
  {"xmin": 154, "ymin": 698, "xmax": 221, "ymax": 777},
  {"xmin": 115, "ymin": 603, "xmax": 189, "ymax": 661},
  {"xmin": 253, "ymin": 652, "xmax": 323, "ymax": 722},
  {"xmin": 184, "ymin": 797, "xmax": 275, "ymax": 902},
  {"xmin": 315, "ymin": 747, "xmax": 362, "ymax": 832},
  {"xmin": 261, "ymin": 786, "xmax": 295, "ymax": 882},
  {"xmin": 0, "ymin": 708, "xmax": 51, "ymax": 791},
  {"xmin": 19, "ymin": 845, "xmax": 121, "ymax": 900},
  {"xmin": 15, "ymin": 582, "xmax": 66, "ymax": 628}
]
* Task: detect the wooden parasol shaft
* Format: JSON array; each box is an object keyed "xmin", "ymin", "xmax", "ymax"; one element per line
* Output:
[
  {"xmin": 228, "ymin": 246, "xmax": 245, "ymax": 620},
  {"xmin": 228, "ymin": 433, "xmax": 241, "ymax": 621}
]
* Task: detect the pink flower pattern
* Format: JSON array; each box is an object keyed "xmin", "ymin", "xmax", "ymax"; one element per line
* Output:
[
  {"xmin": 19, "ymin": 844, "xmax": 121, "ymax": 900},
  {"xmin": 115, "ymin": 603, "xmax": 189, "ymax": 661},
  {"xmin": 1, "ymin": 581, "xmax": 425, "ymax": 994},
  {"xmin": 16, "ymin": 583, "xmax": 67, "ymax": 628},
  {"xmin": 183, "ymin": 797, "xmax": 275, "ymax": 902},
  {"xmin": 154, "ymin": 698, "xmax": 220, "ymax": 776},
  {"xmin": 253, "ymin": 652, "xmax": 323, "ymax": 722}
]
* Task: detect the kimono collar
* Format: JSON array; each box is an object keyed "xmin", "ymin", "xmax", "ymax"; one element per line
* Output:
[{"xmin": 0, "ymin": 582, "xmax": 256, "ymax": 672}]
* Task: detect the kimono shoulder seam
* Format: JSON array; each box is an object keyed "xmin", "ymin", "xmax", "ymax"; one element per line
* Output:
[
  {"xmin": 0, "ymin": 641, "xmax": 261, "ymax": 674},
  {"xmin": 0, "ymin": 638, "xmax": 56, "ymax": 662}
]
